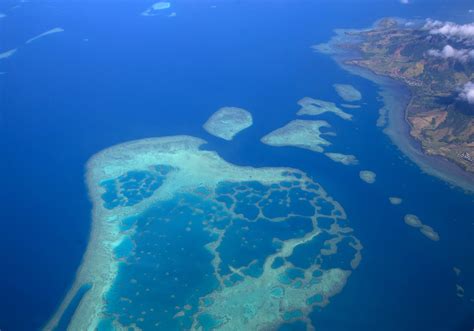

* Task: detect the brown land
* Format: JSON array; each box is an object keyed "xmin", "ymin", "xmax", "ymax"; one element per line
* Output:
[{"xmin": 343, "ymin": 19, "xmax": 474, "ymax": 173}]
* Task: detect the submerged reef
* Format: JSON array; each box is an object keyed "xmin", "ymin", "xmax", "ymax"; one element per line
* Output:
[
  {"xmin": 324, "ymin": 153, "xmax": 358, "ymax": 166},
  {"xmin": 203, "ymin": 107, "xmax": 253, "ymax": 141},
  {"xmin": 341, "ymin": 104, "xmax": 361, "ymax": 109},
  {"xmin": 45, "ymin": 135, "xmax": 362, "ymax": 331},
  {"xmin": 296, "ymin": 97, "xmax": 352, "ymax": 121},
  {"xmin": 333, "ymin": 84, "xmax": 362, "ymax": 102},
  {"xmin": 404, "ymin": 214, "xmax": 423, "ymax": 228},
  {"xmin": 261, "ymin": 120, "xmax": 333, "ymax": 153},
  {"xmin": 142, "ymin": 2, "xmax": 171, "ymax": 16},
  {"xmin": 404, "ymin": 214, "xmax": 439, "ymax": 241},
  {"xmin": 453, "ymin": 269, "xmax": 466, "ymax": 299},
  {"xmin": 419, "ymin": 225, "xmax": 440, "ymax": 242},
  {"xmin": 389, "ymin": 197, "xmax": 403, "ymax": 205},
  {"xmin": 26, "ymin": 27, "xmax": 64, "ymax": 44},
  {"xmin": 0, "ymin": 49, "xmax": 17, "ymax": 60},
  {"xmin": 359, "ymin": 170, "xmax": 376, "ymax": 184}
]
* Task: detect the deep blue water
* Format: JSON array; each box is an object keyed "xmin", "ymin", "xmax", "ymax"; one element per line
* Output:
[{"xmin": 1, "ymin": 0, "xmax": 474, "ymax": 330}]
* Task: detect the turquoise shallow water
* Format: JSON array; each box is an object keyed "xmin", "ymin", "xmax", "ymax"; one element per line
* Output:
[
  {"xmin": 93, "ymin": 167, "xmax": 358, "ymax": 330},
  {"xmin": 55, "ymin": 284, "xmax": 92, "ymax": 331},
  {"xmin": 1, "ymin": 0, "xmax": 474, "ymax": 330}
]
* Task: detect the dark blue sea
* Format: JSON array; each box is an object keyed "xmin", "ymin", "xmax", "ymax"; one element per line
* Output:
[{"xmin": 1, "ymin": 0, "xmax": 473, "ymax": 330}]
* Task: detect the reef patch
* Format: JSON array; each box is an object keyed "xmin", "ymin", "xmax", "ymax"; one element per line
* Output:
[
  {"xmin": 261, "ymin": 120, "xmax": 333, "ymax": 153},
  {"xmin": 359, "ymin": 170, "xmax": 376, "ymax": 184},
  {"xmin": 296, "ymin": 97, "xmax": 352, "ymax": 121},
  {"xmin": 203, "ymin": 107, "xmax": 253, "ymax": 141},
  {"xmin": 333, "ymin": 84, "xmax": 362, "ymax": 102},
  {"xmin": 45, "ymin": 135, "xmax": 362, "ymax": 330}
]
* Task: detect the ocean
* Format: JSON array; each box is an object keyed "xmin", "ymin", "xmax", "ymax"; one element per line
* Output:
[{"xmin": 1, "ymin": 0, "xmax": 473, "ymax": 330}]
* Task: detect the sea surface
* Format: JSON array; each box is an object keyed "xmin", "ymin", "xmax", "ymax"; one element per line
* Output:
[{"xmin": 1, "ymin": 0, "xmax": 474, "ymax": 330}]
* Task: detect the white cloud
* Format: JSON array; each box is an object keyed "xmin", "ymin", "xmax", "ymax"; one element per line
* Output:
[
  {"xmin": 428, "ymin": 45, "xmax": 474, "ymax": 62},
  {"xmin": 400, "ymin": 0, "xmax": 409, "ymax": 4},
  {"xmin": 459, "ymin": 82, "xmax": 474, "ymax": 104},
  {"xmin": 424, "ymin": 19, "xmax": 443, "ymax": 30},
  {"xmin": 424, "ymin": 19, "xmax": 474, "ymax": 43}
]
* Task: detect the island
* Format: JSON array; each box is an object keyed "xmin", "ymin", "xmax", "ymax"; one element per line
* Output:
[
  {"xmin": 261, "ymin": 119, "xmax": 333, "ymax": 153},
  {"xmin": 203, "ymin": 107, "xmax": 253, "ymax": 141},
  {"xmin": 44, "ymin": 135, "xmax": 362, "ymax": 331},
  {"xmin": 316, "ymin": 18, "xmax": 474, "ymax": 182},
  {"xmin": 296, "ymin": 97, "xmax": 352, "ymax": 120}
]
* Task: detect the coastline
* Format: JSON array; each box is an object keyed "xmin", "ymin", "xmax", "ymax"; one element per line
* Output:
[{"xmin": 315, "ymin": 29, "xmax": 474, "ymax": 193}]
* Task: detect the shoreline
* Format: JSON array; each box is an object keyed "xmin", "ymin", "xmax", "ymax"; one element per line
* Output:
[
  {"xmin": 315, "ymin": 29, "xmax": 474, "ymax": 193},
  {"xmin": 346, "ymin": 62, "xmax": 474, "ymax": 192}
]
